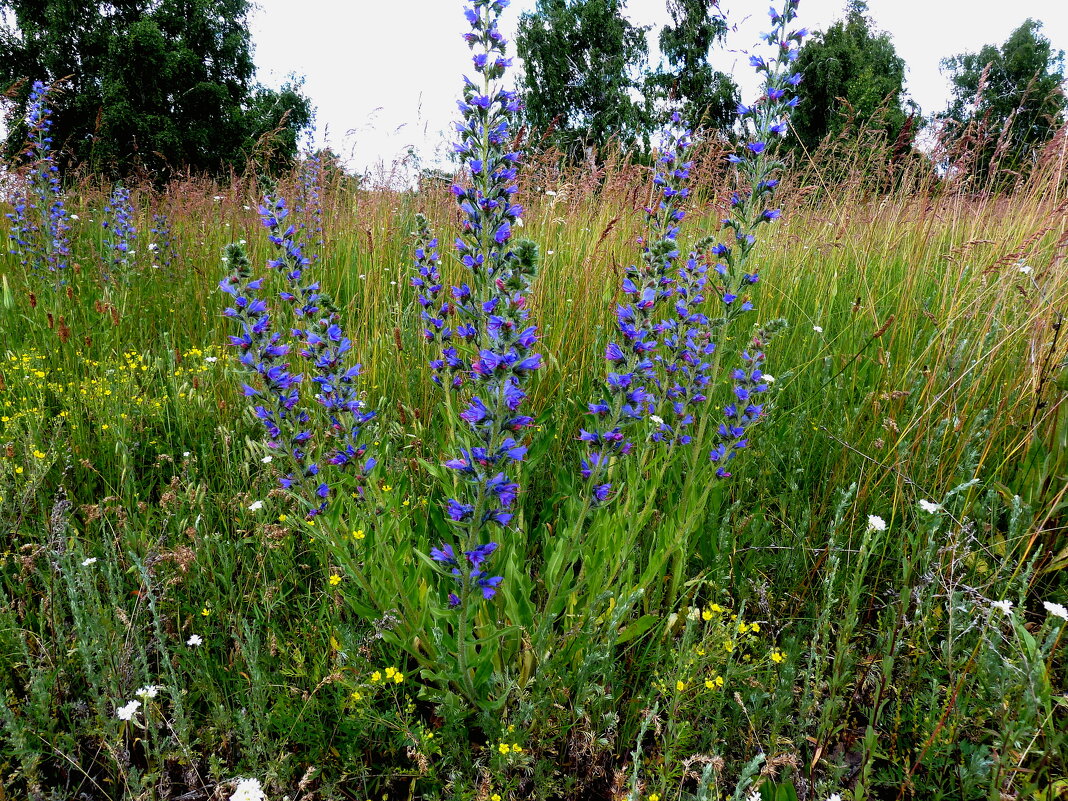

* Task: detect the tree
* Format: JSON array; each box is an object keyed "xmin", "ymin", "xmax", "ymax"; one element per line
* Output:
[
  {"xmin": 646, "ymin": 0, "xmax": 737, "ymax": 132},
  {"xmin": 790, "ymin": 0, "xmax": 909, "ymax": 155},
  {"xmin": 0, "ymin": 0, "xmax": 312, "ymax": 177},
  {"xmin": 516, "ymin": 0, "xmax": 651, "ymax": 160},
  {"xmin": 940, "ymin": 19, "xmax": 1065, "ymax": 182}
]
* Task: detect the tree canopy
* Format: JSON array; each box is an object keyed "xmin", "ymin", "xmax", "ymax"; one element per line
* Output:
[
  {"xmin": 645, "ymin": 0, "xmax": 737, "ymax": 133},
  {"xmin": 940, "ymin": 19, "xmax": 1066, "ymax": 182},
  {"xmin": 0, "ymin": 0, "xmax": 312, "ymax": 177},
  {"xmin": 516, "ymin": 0, "xmax": 651, "ymax": 160},
  {"xmin": 790, "ymin": 1, "xmax": 909, "ymax": 155}
]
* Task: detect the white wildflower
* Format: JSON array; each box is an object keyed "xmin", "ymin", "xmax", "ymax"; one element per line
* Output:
[
  {"xmin": 992, "ymin": 599, "xmax": 1013, "ymax": 614},
  {"xmin": 248, "ymin": 500, "xmax": 264, "ymax": 512},
  {"xmin": 1043, "ymin": 601, "xmax": 1068, "ymax": 621},
  {"xmin": 867, "ymin": 515, "xmax": 887, "ymax": 532},
  {"xmin": 763, "ymin": 374, "xmax": 776, "ymax": 383},
  {"xmin": 81, "ymin": 557, "xmax": 98, "ymax": 567},
  {"xmin": 1017, "ymin": 261, "xmax": 1033, "ymax": 274},
  {"xmin": 813, "ymin": 325, "xmax": 823, "ymax": 333},
  {"xmin": 261, "ymin": 455, "xmax": 273, "ymax": 463},
  {"xmin": 136, "ymin": 685, "xmax": 159, "ymax": 699},
  {"xmin": 650, "ymin": 415, "xmax": 664, "ymax": 426},
  {"xmin": 230, "ymin": 777, "xmax": 266, "ymax": 801},
  {"xmin": 918, "ymin": 499, "xmax": 942, "ymax": 513},
  {"xmin": 187, "ymin": 634, "xmax": 203, "ymax": 647},
  {"xmin": 545, "ymin": 189, "xmax": 557, "ymax": 196},
  {"xmin": 70, "ymin": 213, "xmax": 80, "ymax": 220},
  {"xmin": 547, "ymin": 249, "xmax": 555, "ymax": 255},
  {"xmin": 116, "ymin": 700, "xmax": 140, "ymax": 721},
  {"xmin": 204, "ymin": 356, "xmax": 218, "ymax": 363},
  {"xmin": 148, "ymin": 243, "xmax": 158, "ymax": 252},
  {"xmin": 243, "ymin": 205, "xmax": 251, "ymax": 211},
  {"xmin": 212, "ymin": 195, "xmax": 224, "ymax": 202},
  {"xmin": 515, "ymin": 217, "xmax": 523, "ymax": 227},
  {"xmin": 151, "ymin": 264, "xmax": 160, "ymax": 269},
  {"xmin": 827, "ymin": 795, "xmax": 842, "ymax": 801}
]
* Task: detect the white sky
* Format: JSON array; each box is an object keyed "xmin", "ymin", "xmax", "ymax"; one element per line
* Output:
[{"xmin": 250, "ymin": 0, "xmax": 1066, "ymax": 176}]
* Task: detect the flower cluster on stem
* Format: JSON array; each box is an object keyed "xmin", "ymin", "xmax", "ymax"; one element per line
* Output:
[
  {"xmin": 580, "ymin": 118, "xmax": 694, "ymax": 502},
  {"xmin": 259, "ymin": 195, "xmax": 377, "ymax": 505},
  {"xmin": 149, "ymin": 212, "xmax": 177, "ymax": 271},
  {"xmin": 5, "ymin": 81, "xmax": 71, "ymax": 287},
  {"xmin": 102, "ymin": 186, "xmax": 136, "ymax": 284},
  {"xmin": 219, "ymin": 243, "xmax": 321, "ymax": 511},
  {"xmin": 704, "ymin": 0, "xmax": 805, "ymax": 476},
  {"xmin": 421, "ymin": 0, "xmax": 536, "ymax": 609}
]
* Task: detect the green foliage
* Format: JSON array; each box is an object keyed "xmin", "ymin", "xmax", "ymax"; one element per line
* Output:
[
  {"xmin": 790, "ymin": 1, "xmax": 910, "ymax": 156},
  {"xmin": 516, "ymin": 0, "xmax": 651, "ymax": 160},
  {"xmin": 646, "ymin": 0, "xmax": 738, "ymax": 132},
  {"xmin": 939, "ymin": 18, "xmax": 1066, "ymax": 184},
  {"xmin": 0, "ymin": 0, "xmax": 312, "ymax": 177}
]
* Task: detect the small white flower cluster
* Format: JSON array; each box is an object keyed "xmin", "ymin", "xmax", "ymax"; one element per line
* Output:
[
  {"xmin": 867, "ymin": 514, "xmax": 887, "ymax": 532},
  {"xmin": 918, "ymin": 499, "xmax": 941, "ymax": 514},
  {"xmin": 230, "ymin": 777, "xmax": 267, "ymax": 801},
  {"xmin": 1044, "ymin": 601, "xmax": 1068, "ymax": 621},
  {"xmin": 116, "ymin": 684, "xmax": 164, "ymax": 720},
  {"xmin": 991, "ymin": 599, "xmax": 1013, "ymax": 615}
]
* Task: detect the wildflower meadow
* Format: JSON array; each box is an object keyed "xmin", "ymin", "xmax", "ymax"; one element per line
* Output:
[{"xmin": 1, "ymin": 1, "xmax": 1066, "ymax": 799}]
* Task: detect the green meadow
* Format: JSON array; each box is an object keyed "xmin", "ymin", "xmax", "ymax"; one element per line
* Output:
[{"xmin": 1, "ymin": 142, "xmax": 1066, "ymax": 800}]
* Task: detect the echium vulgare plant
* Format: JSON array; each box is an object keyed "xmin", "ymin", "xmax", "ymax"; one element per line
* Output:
[
  {"xmin": 219, "ymin": 196, "xmax": 376, "ymax": 519},
  {"xmin": 579, "ymin": 0, "xmax": 805, "ymax": 501},
  {"xmin": 578, "ymin": 119, "xmax": 694, "ymax": 505},
  {"xmin": 101, "ymin": 186, "xmax": 136, "ymax": 284},
  {"xmin": 411, "ymin": 0, "xmax": 540, "ymax": 690},
  {"xmin": 703, "ymin": 0, "xmax": 805, "ymax": 478},
  {"xmin": 149, "ymin": 212, "xmax": 177, "ymax": 271},
  {"xmin": 5, "ymin": 81, "xmax": 71, "ymax": 288}
]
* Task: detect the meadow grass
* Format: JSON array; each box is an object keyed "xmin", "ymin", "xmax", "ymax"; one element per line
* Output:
[{"xmin": 0, "ymin": 136, "xmax": 1066, "ymax": 800}]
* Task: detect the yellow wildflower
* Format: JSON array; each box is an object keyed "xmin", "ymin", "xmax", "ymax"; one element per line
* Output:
[
  {"xmin": 329, "ymin": 574, "xmax": 342, "ymax": 586},
  {"xmin": 498, "ymin": 742, "xmax": 510, "ymax": 754}
]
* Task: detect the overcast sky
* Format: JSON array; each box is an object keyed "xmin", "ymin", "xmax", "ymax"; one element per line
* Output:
[{"xmin": 248, "ymin": 0, "xmax": 1068, "ymax": 176}]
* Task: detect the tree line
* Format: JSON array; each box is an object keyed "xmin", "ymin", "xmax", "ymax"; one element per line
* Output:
[{"xmin": 0, "ymin": 0, "xmax": 1064, "ymax": 183}]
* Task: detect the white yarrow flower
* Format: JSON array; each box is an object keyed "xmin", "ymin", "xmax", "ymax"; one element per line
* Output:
[
  {"xmin": 187, "ymin": 634, "xmax": 203, "ymax": 646},
  {"xmin": 867, "ymin": 515, "xmax": 887, "ymax": 532},
  {"xmin": 261, "ymin": 455, "xmax": 273, "ymax": 463},
  {"xmin": 763, "ymin": 374, "xmax": 776, "ymax": 383},
  {"xmin": 81, "ymin": 557, "xmax": 98, "ymax": 567},
  {"xmin": 230, "ymin": 777, "xmax": 267, "ymax": 801},
  {"xmin": 918, "ymin": 499, "xmax": 942, "ymax": 513},
  {"xmin": 135, "ymin": 685, "xmax": 159, "ymax": 699},
  {"xmin": 116, "ymin": 700, "xmax": 140, "ymax": 721},
  {"xmin": 1043, "ymin": 601, "xmax": 1068, "ymax": 621},
  {"xmin": 992, "ymin": 599, "xmax": 1013, "ymax": 614},
  {"xmin": 813, "ymin": 325, "xmax": 823, "ymax": 333},
  {"xmin": 248, "ymin": 500, "xmax": 263, "ymax": 512}
]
